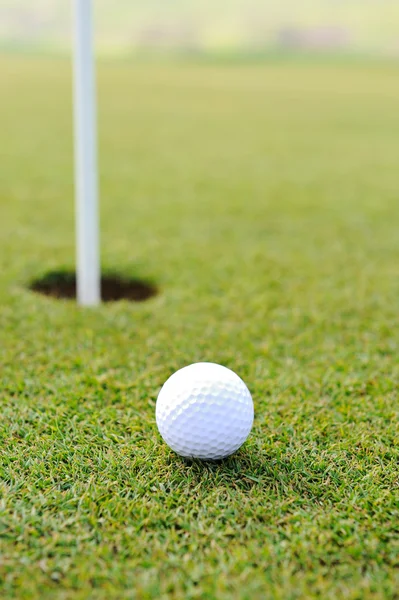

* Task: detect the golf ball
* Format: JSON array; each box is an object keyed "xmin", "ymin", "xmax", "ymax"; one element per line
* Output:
[{"xmin": 156, "ymin": 362, "xmax": 254, "ymax": 460}]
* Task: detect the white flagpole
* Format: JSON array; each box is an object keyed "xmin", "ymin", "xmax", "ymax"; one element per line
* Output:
[{"xmin": 73, "ymin": 0, "xmax": 100, "ymax": 305}]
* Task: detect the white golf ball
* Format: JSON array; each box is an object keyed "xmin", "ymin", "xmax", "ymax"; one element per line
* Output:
[{"xmin": 156, "ymin": 362, "xmax": 254, "ymax": 460}]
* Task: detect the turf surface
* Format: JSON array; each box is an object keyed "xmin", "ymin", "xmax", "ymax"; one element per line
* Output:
[{"xmin": 1, "ymin": 57, "xmax": 399, "ymax": 599}]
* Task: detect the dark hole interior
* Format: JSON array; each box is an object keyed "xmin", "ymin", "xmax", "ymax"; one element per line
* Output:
[{"xmin": 29, "ymin": 271, "xmax": 158, "ymax": 302}]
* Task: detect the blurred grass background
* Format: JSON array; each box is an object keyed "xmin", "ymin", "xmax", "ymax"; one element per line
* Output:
[{"xmin": 0, "ymin": 0, "xmax": 398, "ymax": 58}]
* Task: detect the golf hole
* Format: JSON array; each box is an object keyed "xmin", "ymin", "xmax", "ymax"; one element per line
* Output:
[{"xmin": 29, "ymin": 271, "xmax": 158, "ymax": 303}]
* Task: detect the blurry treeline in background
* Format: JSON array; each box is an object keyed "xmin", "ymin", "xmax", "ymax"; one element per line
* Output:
[{"xmin": 0, "ymin": 0, "xmax": 398, "ymax": 59}]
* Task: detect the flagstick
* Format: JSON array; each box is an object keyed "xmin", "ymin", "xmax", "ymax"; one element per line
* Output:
[{"xmin": 73, "ymin": 0, "xmax": 100, "ymax": 305}]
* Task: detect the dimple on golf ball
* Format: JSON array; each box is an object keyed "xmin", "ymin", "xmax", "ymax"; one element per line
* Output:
[{"xmin": 155, "ymin": 362, "xmax": 254, "ymax": 460}]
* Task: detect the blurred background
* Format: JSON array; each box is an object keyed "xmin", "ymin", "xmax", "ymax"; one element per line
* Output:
[{"xmin": 0, "ymin": 0, "xmax": 399, "ymax": 59}]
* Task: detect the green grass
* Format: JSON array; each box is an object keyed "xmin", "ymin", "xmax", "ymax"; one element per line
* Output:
[{"xmin": 1, "ymin": 56, "xmax": 399, "ymax": 599}]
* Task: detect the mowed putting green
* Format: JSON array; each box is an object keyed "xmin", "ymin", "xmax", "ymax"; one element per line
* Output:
[{"xmin": 1, "ymin": 56, "xmax": 399, "ymax": 599}]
